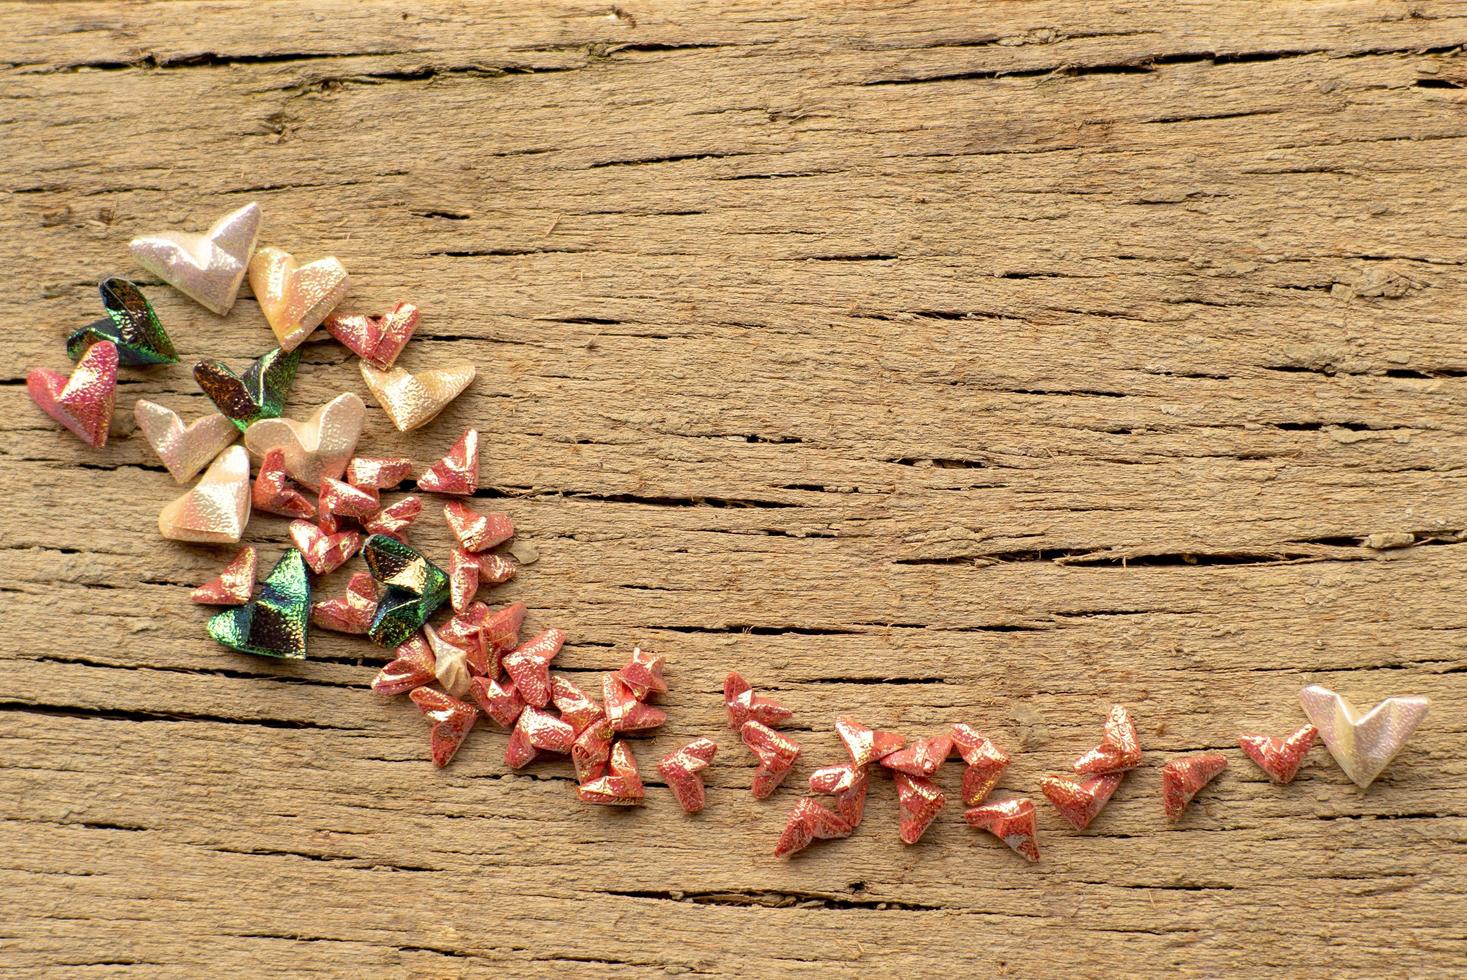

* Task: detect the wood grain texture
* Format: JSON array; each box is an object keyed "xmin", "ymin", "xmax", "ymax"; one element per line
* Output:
[{"xmin": 2, "ymin": 1, "xmax": 1465, "ymax": 975}]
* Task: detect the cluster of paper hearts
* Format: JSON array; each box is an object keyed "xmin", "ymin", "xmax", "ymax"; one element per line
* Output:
[
  {"xmin": 26, "ymin": 202, "xmax": 481, "ymax": 548},
  {"xmin": 30, "ymin": 202, "xmax": 1437, "ymax": 865}
]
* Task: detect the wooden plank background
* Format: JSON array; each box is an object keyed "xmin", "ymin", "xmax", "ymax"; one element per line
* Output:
[{"xmin": 2, "ymin": 1, "xmax": 1465, "ymax": 975}]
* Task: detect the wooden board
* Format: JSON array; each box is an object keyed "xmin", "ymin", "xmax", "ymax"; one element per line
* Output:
[{"xmin": 2, "ymin": 1, "xmax": 1465, "ymax": 975}]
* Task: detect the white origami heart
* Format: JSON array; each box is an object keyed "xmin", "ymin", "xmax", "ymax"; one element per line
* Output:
[
  {"xmin": 158, "ymin": 445, "xmax": 252, "ymax": 544},
  {"xmin": 243, "ymin": 392, "xmax": 365, "ymax": 489},
  {"xmin": 130, "ymin": 203, "xmax": 261, "ymax": 315},
  {"xmin": 360, "ymin": 360, "xmax": 475, "ymax": 432},
  {"xmin": 1299, "ymin": 685, "xmax": 1430, "ymax": 788},
  {"xmin": 134, "ymin": 399, "xmax": 239, "ymax": 483}
]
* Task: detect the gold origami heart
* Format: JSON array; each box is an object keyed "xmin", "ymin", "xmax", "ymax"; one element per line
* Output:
[
  {"xmin": 247, "ymin": 246, "xmax": 350, "ymax": 351},
  {"xmin": 1299, "ymin": 685, "xmax": 1430, "ymax": 788},
  {"xmin": 243, "ymin": 392, "xmax": 365, "ymax": 489},
  {"xmin": 134, "ymin": 399, "xmax": 239, "ymax": 483},
  {"xmin": 159, "ymin": 445, "xmax": 252, "ymax": 543},
  {"xmin": 359, "ymin": 360, "xmax": 475, "ymax": 432}
]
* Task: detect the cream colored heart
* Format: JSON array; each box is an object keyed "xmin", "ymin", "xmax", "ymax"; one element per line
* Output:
[
  {"xmin": 129, "ymin": 203, "xmax": 261, "ymax": 315},
  {"xmin": 360, "ymin": 360, "xmax": 475, "ymax": 432},
  {"xmin": 159, "ymin": 445, "xmax": 252, "ymax": 544},
  {"xmin": 247, "ymin": 245, "xmax": 350, "ymax": 351},
  {"xmin": 243, "ymin": 392, "xmax": 366, "ymax": 490},
  {"xmin": 1299, "ymin": 685, "xmax": 1430, "ymax": 788},
  {"xmin": 134, "ymin": 399, "xmax": 239, "ymax": 483}
]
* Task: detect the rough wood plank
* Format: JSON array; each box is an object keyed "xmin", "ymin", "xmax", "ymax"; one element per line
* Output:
[{"xmin": 2, "ymin": 2, "xmax": 1465, "ymax": 976}]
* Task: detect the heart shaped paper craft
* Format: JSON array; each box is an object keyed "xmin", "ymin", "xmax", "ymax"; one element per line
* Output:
[
  {"xmin": 66, "ymin": 278, "xmax": 178, "ymax": 366},
  {"xmin": 194, "ymin": 346, "xmax": 301, "ymax": 431},
  {"xmin": 248, "ymin": 245, "xmax": 350, "ymax": 351},
  {"xmin": 191, "ymin": 546, "xmax": 256, "ymax": 605},
  {"xmin": 130, "ymin": 202, "xmax": 260, "ymax": 315},
  {"xmin": 243, "ymin": 392, "xmax": 365, "ymax": 489},
  {"xmin": 360, "ymin": 360, "xmax": 475, "ymax": 432},
  {"xmin": 324, "ymin": 302, "xmax": 419, "ymax": 370},
  {"xmin": 417, "ymin": 428, "xmax": 478, "ymax": 495},
  {"xmin": 206, "ymin": 548, "xmax": 311, "ymax": 660},
  {"xmin": 289, "ymin": 519, "xmax": 362, "ymax": 575},
  {"xmin": 134, "ymin": 399, "xmax": 239, "ymax": 483},
  {"xmin": 158, "ymin": 445, "xmax": 252, "ymax": 543},
  {"xmin": 1299, "ymin": 685, "xmax": 1430, "ymax": 788},
  {"xmin": 27, "ymin": 340, "xmax": 118, "ymax": 448},
  {"xmin": 252, "ymin": 448, "xmax": 316, "ymax": 519}
]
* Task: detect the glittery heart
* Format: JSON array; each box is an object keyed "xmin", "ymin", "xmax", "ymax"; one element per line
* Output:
[
  {"xmin": 130, "ymin": 203, "xmax": 260, "ymax": 315},
  {"xmin": 158, "ymin": 445, "xmax": 252, "ymax": 543},
  {"xmin": 252, "ymin": 448, "xmax": 316, "ymax": 519},
  {"xmin": 288, "ymin": 519, "xmax": 361, "ymax": 575},
  {"xmin": 359, "ymin": 360, "xmax": 475, "ymax": 432},
  {"xmin": 409, "ymin": 687, "xmax": 479, "ymax": 768},
  {"xmin": 659, "ymin": 738, "xmax": 718, "ymax": 814},
  {"xmin": 964, "ymin": 798, "xmax": 1040, "ymax": 862},
  {"xmin": 1160, "ymin": 753, "xmax": 1228, "ymax": 820},
  {"xmin": 206, "ymin": 549, "xmax": 311, "ymax": 660},
  {"xmin": 1299, "ymin": 685, "xmax": 1430, "ymax": 788},
  {"xmin": 191, "ymin": 546, "xmax": 256, "ymax": 605},
  {"xmin": 1239, "ymin": 724, "xmax": 1318, "ymax": 785},
  {"xmin": 895, "ymin": 773, "xmax": 946, "ymax": 844},
  {"xmin": 741, "ymin": 720, "xmax": 800, "ymax": 799},
  {"xmin": 27, "ymin": 340, "xmax": 118, "ymax": 448},
  {"xmin": 314, "ymin": 572, "xmax": 379, "ymax": 635},
  {"xmin": 417, "ymin": 428, "xmax": 478, "ymax": 494},
  {"xmin": 362, "ymin": 534, "xmax": 450, "ymax": 647},
  {"xmin": 134, "ymin": 399, "xmax": 239, "ymax": 483},
  {"xmin": 577, "ymin": 741, "xmax": 645, "ymax": 806},
  {"xmin": 242, "ymin": 392, "xmax": 365, "ymax": 489},
  {"xmin": 247, "ymin": 246, "xmax": 350, "ymax": 351},
  {"xmin": 194, "ymin": 347, "xmax": 301, "ymax": 431},
  {"xmin": 323, "ymin": 302, "xmax": 419, "ymax": 370},
  {"xmin": 1040, "ymin": 771, "xmax": 1122, "ymax": 830},
  {"xmin": 66, "ymin": 278, "xmax": 178, "ymax": 366}
]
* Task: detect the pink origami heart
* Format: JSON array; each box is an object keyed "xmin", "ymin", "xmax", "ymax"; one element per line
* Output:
[
  {"xmin": 323, "ymin": 302, "xmax": 419, "ymax": 370},
  {"xmin": 27, "ymin": 341, "xmax": 118, "ymax": 448}
]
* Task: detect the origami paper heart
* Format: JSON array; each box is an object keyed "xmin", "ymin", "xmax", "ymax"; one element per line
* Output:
[
  {"xmin": 134, "ymin": 399, "xmax": 239, "ymax": 483},
  {"xmin": 418, "ymin": 428, "xmax": 478, "ymax": 495},
  {"xmin": 242, "ymin": 392, "xmax": 365, "ymax": 489},
  {"xmin": 194, "ymin": 346, "xmax": 301, "ymax": 431},
  {"xmin": 964, "ymin": 798, "xmax": 1040, "ymax": 862},
  {"xmin": 66, "ymin": 278, "xmax": 178, "ymax": 366},
  {"xmin": 27, "ymin": 340, "xmax": 118, "ymax": 448},
  {"xmin": 323, "ymin": 302, "xmax": 419, "ymax": 370},
  {"xmin": 206, "ymin": 549, "xmax": 311, "ymax": 660},
  {"xmin": 158, "ymin": 445, "xmax": 252, "ymax": 543},
  {"xmin": 313, "ymin": 572, "xmax": 379, "ymax": 635},
  {"xmin": 360, "ymin": 360, "xmax": 475, "ymax": 432},
  {"xmin": 288, "ymin": 519, "xmax": 361, "ymax": 575},
  {"xmin": 1300, "ymin": 685, "xmax": 1430, "ymax": 788},
  {"xmin": 130, "ymin": 202, "xmax": 260, "ymax": 315},
  {"xmin": 362, "ymin": 534, "xmax": 450, "ymax": 647},
  {"xmin": 252, "ymin": 447, "xmax": 316, "ymax": 518},
  {"xmin": 191, "ymin": 546, "xmax": 256, "ymax": 605},
  {"xmin": 247, "ymin": 246, "xmax": 350, "ymax": 351}
]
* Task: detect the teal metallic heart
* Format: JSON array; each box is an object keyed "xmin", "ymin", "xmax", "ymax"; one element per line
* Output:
[
  {"xmin": 363, "ymin": 534, "xmax": 449, "ymax": 647},
  {"xmin": 66, "ymin": 278, "xmax": 178, "ymax": 366},
  {"xmin": 194, "ymin": 346, "xmax": 301, "ymax": 431},
  {"xmin": 206, "ymin": 549, "xmax": 312, "ymax": 659}
]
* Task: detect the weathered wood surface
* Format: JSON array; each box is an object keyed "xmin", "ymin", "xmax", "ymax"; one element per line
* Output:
[{"xmin": 2, "ymin": 1, "xmax": 1465, "ymax": 975}]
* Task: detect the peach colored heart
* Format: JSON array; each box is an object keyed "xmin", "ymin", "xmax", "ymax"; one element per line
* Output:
[{"xmin": 247, "ymin": 245, "xmax": 350, "ymax": 351}]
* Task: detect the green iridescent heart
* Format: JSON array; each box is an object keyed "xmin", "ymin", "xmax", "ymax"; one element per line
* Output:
[
  {"xmin": 363, "ymin": 534, "xmax": 449, "ymax": 647},
  {"xmin": 206, "ymin": 549, "xmax": 312, "ymax": 659},
  {"xmin": 66, "ymin": 278, "xmax": 178, "ymax": 366},
  {"xmin": 194, "ymin": 346, "xmax": 301, "ymax": 431}
]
